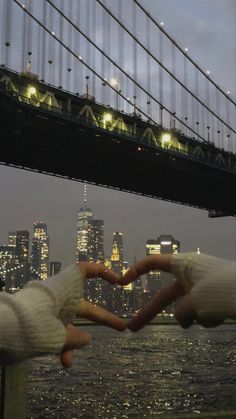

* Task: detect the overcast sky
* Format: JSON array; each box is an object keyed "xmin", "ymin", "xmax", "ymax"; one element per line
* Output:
[{"xmin": 0, "ymin": 0, "xmax": 235, "ymax": 267}]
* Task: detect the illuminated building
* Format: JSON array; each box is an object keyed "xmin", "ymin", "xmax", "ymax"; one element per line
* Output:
[
  {"xmin": 0, "ymin": 245, "xmax": 16, "ymax": 289},
  {"xmin": 77, "ymin": 185, "xmax": 105, "ymax": 305},
  {"xmin": 146, "ymin": 235, "xmax": 180, "ymax": 297},
  {"xmin": 146, "ymin": 239, "xmax": 161, "ymax": 294},
  {"xmin": 15, "ymin": 230, "xmax": 30, "ymax": 287},
  {"xmin": 31, "ymin": 222, "xmax": 49, "ymax": 281},
  {"xmin": 76, "ymin": 184, "xmax": 93, "ymax": 262},
  {"xmin": 8, "ymin": 232, "xmax": 17, "ymax": 247},
  {"xmin": 109, "ymin": 232, "xmax": 124, "ymax": 314},
  {"xmin": 50, "ymin": 261, "xmax": 62, "ymax": 276},
  {"xmin": 87, "ymin": 219, "xmax": 104, "ymax": 263}
]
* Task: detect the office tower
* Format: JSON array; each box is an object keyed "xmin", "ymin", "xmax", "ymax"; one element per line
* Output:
[
  {"xmin": 146, "ymin": 235, "xmax": 180, "ymax": 296},
  {"xmin": 50, "ymin": 261, "xmax": 62, "ymax": 276},
  {"xmin": 0, "ymin": 245, "xmax": 16, "ymax": 290},
  {"xmin": 87, "ymin": 219, "xmax": 104, "ymax": 263},
  {"xmin": 15, "ymin": 230, "xmax": 30, "ymax": 287},
  {"xmin": 31, "ymin": 222, "xmax": 49, "ymax": 281},
  {"xmin": 77, "ymin": 185, "xmax": 105, "ymax": 305},
  {"xmin": 76, "ymin": 185, "xmax": 93, "ymax": 262},
  {"xmin": 8, "ymin": 232, "xmax": 17, "ymax": 247},
  {"xmin": 157, "ymin": 235, "xmax": 180, "ymax": 288},
  {"xmin": 109, "ymin": 232, "xmax": 124, "ymax": 315},
  {"xmin": 146, "ymin": 239, "xmax": 161, "ymax": 295}
]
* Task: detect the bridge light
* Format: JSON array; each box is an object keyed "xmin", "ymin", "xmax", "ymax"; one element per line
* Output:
[
  {"xmin": 28, "ymin": 86, "xmax": 37, "ymax": 96},
  {"xmin": 103, "ymin": 113, "xmax": 112, "ymax": 126},
  {"xmin": 206, "ymin": 70, "xmax": 211, "ymax": 75},
  {"xmin": 184, "ymin": 47, "xmax": 188, "ymax": 52},
  {"xmin": 110, "ymin": 78, "xmax": 119, "ymax": 87},
  {"xmin": 227, "ymin": 90, "xmax": 230, "ymax": 95},
  {"xmin": 161, "ymin": 132, "xmax": 171, "ymax": 144}
]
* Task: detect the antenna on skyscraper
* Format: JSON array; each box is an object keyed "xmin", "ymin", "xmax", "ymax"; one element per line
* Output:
[{"xmin": 83, "ymin": 183, "xmax": 87, "ymax": 209}]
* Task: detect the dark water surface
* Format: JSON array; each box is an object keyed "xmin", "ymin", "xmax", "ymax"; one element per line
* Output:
[{"xmin": 27, "ymin": 325, "xmax": 236, "ymax": 418}]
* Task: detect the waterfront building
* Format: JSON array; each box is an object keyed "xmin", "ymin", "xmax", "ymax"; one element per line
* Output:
[
  {"xmin": 76, "ymin": 186, "xmax": 93, "ymax": 262},
  {"xmin": 146, "ymin": 235, "xmax": 180, "ymax": 302},
  {"xmin": 77, "ymin": 185, "xmax": 105, "ymax": 305},
  {"xmin": 15, "ymin": 230, "xmax": 30, "ymax": 287},
  {"xmin": 31, "ymin": 222, "xmax": 49, "ymax": 281},
  {"xmin": 0, "ymin": 245, "xmax": 16, "ymax": 289}
]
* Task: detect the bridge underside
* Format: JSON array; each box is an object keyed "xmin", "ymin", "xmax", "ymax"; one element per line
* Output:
[{"xmin": 0, "ymin": 94, "xmax": 236, "ymax": 215}]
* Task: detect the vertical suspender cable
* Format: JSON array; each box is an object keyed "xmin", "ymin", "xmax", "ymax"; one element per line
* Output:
[
  {"xmin": 41, "ymin": 0, "xmax": 47, "ymax": 81},
  {"xmin": 195, "ymin": 67, "xmax": 199, "ymax": 138},
  {"xmin": 183, "ymin": 54, "xmax": 188, "ymax": 134},
  {"xmin": 132, "ymin": 1, "xmax": 137, "ymax": 111},
  {"xmin": 5, "ymin": 0, "xmax": 12, "ymax": 68},
  {"xmin": 106, "ymin": 1, "xmax": 111, "ymax": 105},
  {"xmin": 91, "ymin": 0, "xmax": 96, "ymax": 97},
  {"xmin": 59, "ymin": 0, "xmax": 64, "ymax": 88},
  {"xmin": 118, "ymin": 0, "xmax": 124, "ymax": 110},
  {"xmin": 85, "ymin": 0, "xmax": 91, "ymax": 95},
  {"xmin": 66, "ymin": 0, "xmax": 73, "ymax": 91},
  {"xmin": 170, "ymin": 43, "xmax": 176, "ymax": 129},
  {"xmin": 205, "ymin": 77, "xmax": 210, "ymax": 141},
  {"xmin": 215, "ymin": 88, "xmax": 221, "ymax": 147},
  {"xmin": 1, "ymin": 0, "xmax": 6, "ymax": 65},
  {"xmin": 48, "ymin": 0, "xmax": 54, "ymax": 84},
  {"xmin": 146, "ymin": 14, "xmax": 151, "ymax": 118},
  {"xmin": 102, "ymin": 3, "xmax": 106, "ymax": 104},
  {"xmin": 159, "ymin": 29, "xmax": 163, "ymax": 125},
  {"xmin": 21, "ymin": 0, "xmax": 27, "ymax": 71}
]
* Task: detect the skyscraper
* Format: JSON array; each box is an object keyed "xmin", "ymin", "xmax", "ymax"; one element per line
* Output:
[
  {"xmin": 31, "ymin": 222, "xmax": 49, "ymax": 280},
  {"xmin": 76, "ymin": 185, "xmax": 93, "ymax": 262},
  {"xmin": 146, "ymin": 234, "xmax": 180, "ymax": 297},
  {"xmin": 15, "ymin": 230, "xmax": 30, "ymax": 287},
  {"xmin": 77, "ymin": 185, "xmax": 105, "ymax": 305},
  {"xmin": 87, "ymin": 219, "xmax": 104, "ymax": 263},
  {"xmin": 109, "ymin": 232, "xmax": 124, "ymax": 314},
  {"xmin": 0, "ymin": 245, "xmax": 16, "ymax": 289}
]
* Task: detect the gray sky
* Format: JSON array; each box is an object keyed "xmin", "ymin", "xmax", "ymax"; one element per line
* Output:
[{"xmin": 0, "ymin": 0, "xmax": 235, "ymax": 267}]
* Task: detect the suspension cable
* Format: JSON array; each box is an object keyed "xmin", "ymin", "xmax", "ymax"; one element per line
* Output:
[
  {"xmin": 96, "ymin": 0, "xmax": 236, "ymax": 136},
  {"xmin": 134, "ymin": 0, "xmax": 236, "ymax": 108}
]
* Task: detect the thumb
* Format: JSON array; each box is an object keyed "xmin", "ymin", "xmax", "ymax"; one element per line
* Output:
[
  {"xmin": 60, "ymin": 324, "xmax": 91, "ymax": 368},
  {"xmin": 174, "ymin": 294, "xmax": 196, "ymax": 329}
]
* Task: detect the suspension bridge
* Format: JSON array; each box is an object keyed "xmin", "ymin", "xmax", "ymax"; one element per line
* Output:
[{"xmin": 0, "ymin": 0, "xmax": 235, "ymax": 215}]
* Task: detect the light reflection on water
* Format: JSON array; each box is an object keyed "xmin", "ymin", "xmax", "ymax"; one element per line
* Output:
[{"xmin": 28, "ymin": 325, "xmax": 236, "ymax": 418}]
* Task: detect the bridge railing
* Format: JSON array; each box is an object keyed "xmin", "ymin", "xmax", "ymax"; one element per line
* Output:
[{"xmin": 1, "ymin": 80, "xmax": 236, "ymax": 175}]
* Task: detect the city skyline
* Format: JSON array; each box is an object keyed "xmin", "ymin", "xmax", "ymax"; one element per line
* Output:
[{"xmin": 0, "ymin": 0, "xmax": 235, "ymax": 268}]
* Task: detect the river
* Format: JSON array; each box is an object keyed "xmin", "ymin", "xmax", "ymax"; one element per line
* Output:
[{"xmin": 27, "ymin": 324, "xmax": 236, "ymax": 418}]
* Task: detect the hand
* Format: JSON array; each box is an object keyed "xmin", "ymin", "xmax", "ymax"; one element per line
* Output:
[
  {"xmin": 60, "ymin": 262, "xmax": 126, "ymax": 368},
  {"xmin": 118, "ymin": 254, "xmax": 225, "ymax": 331}
]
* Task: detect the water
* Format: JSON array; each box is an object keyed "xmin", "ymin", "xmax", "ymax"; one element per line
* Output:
[{"xmin": 27, "ymin": 325, "xmax": 236, "ymax": 418}]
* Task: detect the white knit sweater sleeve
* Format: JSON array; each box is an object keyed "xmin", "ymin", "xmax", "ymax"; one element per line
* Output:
[
  {"xmin": 0, "ymin": 264, "xmax": 84, "ymax": 365},
  {"xmin": 171, "ymin": 253, "xmax": 236, "ymax": 320}
]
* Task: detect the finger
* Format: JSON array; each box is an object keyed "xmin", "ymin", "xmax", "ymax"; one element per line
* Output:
[
  {"xmin": 60, "ymin": 349, "xmax": 74, "ymax": 368},
  {"xmin": 60, "ymin": 324, "xmax": 91, "ymax": 368},
  {"xmin": 118, "ymin": 254, "xmax": 173, "ymax": 286},
  {"xmin": 175, "ymin": 294, "xmax": 196, "ymax": 328},
  {"xmin": 78, "ymin": 262, "xmax": 118, "ymax": 284},
  {"xmin": 77, "ymin": 300, "xmax": 127, "ymax": 331},
  {"xmin": 128, "ymin": 281, "xmax": 185, "ymax": 331}
]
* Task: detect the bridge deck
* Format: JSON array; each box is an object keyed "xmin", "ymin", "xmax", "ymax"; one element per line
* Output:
[{"xmin": 0, "ymin": 67, "xmax": 235, "ymax": 215}]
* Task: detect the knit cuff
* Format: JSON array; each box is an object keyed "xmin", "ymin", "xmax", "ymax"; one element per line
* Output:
[
  {"xmin": 172, "ymin": 253, "xmax": 236, "ymax": 320},
  {"xmin": 27, "ymin": 264, "xmax": 85, "ymax": 324},
  {"xmin": 192, "ymin": 265, "xmax": 236, "ymax": 320},
  {"xmin": 0, "ymin": 296, "xmax": 66, "ymax": 364}
]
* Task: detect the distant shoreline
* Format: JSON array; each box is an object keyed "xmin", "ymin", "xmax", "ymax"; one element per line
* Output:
[{"xmin": 73, "ymin": 318, "xmax": 236, "ymax": 326}]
